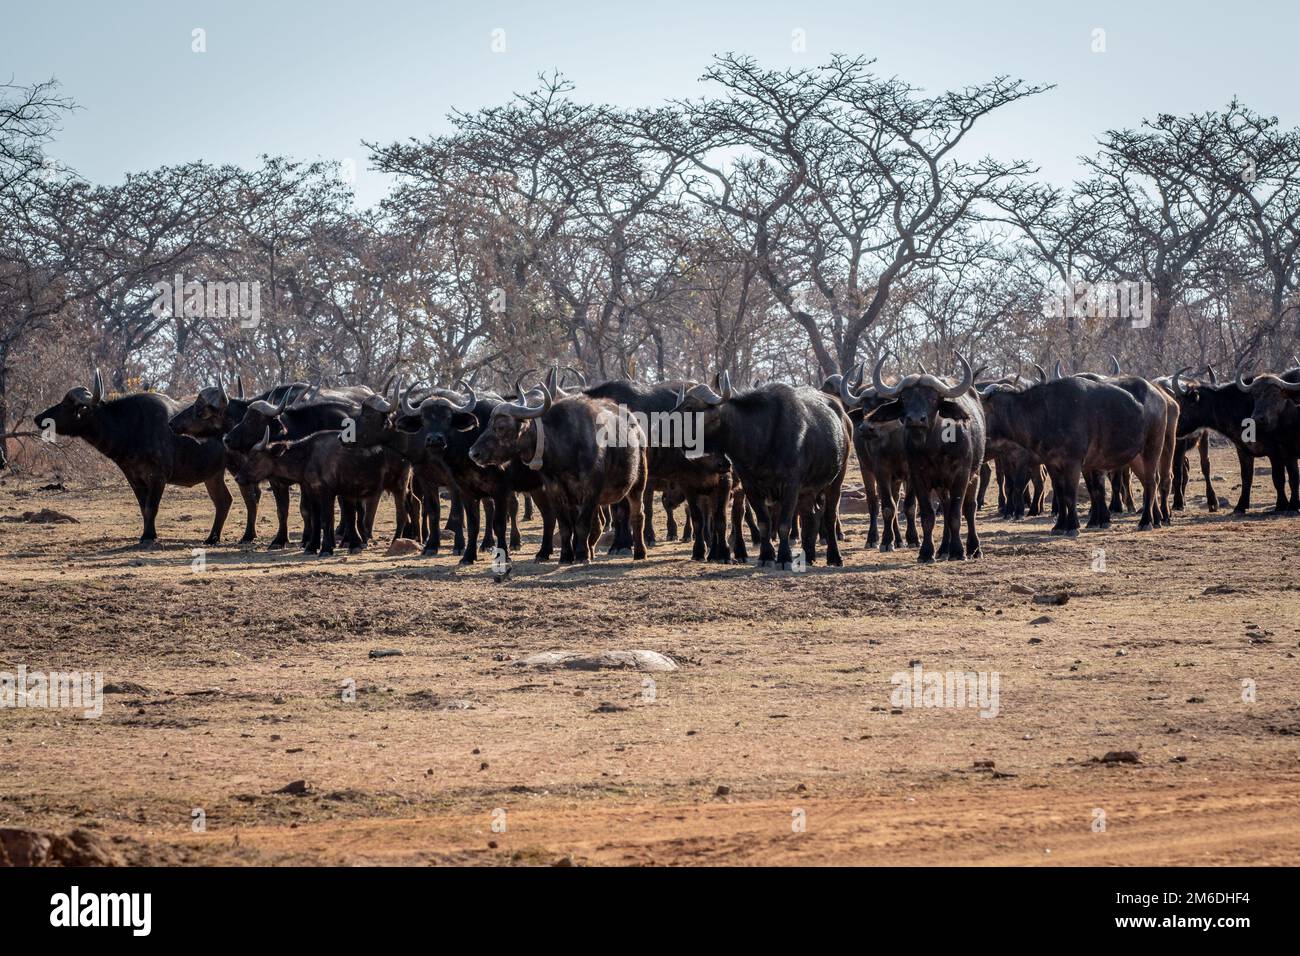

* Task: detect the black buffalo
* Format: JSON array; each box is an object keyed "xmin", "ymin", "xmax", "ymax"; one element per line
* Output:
[
  {"xmin": 866, "ymin": 353, "xmax": 984, "ymax": 562},
  {"xmin": 675, "ymin": 373, "xmax": 850, "ymax": 569},
  {"xmin": 34, "ymin": 370, "xmax": 235, "ymax": 546}
]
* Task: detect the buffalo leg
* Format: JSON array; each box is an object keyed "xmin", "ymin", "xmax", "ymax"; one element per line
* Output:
[
  {"xmin": 751, "ymin": 497, "xmax": 776, "ymax": 565},
  {"xmin": 319, "ymin": 494, "xmax": 337, "ymax": 556},
  {"xmin": 773, "ymin": 488, "xmax": 800, "ymax": 570},
  {"xmin": 268, "ymin": 480, "xmax": 291, "ymax": 549},
  {"xmin": 707, "ymin": 478, "xmax": 732, "ymax": 563},
  {"xmin": 1172, "ymin": 442, "xmax": 1188, "ymax": 510},
  {"xmin": 533, "ymin": 491, "xmax": 555, "ymax": 561},
  {"xmin": 481, "ymin": 497, "xmax": 496, "ymax": 551},
  {"xmin": 916, "ymin": 486, "xmax": 938, "ymax": 563},
  {"xmin": 1232, "ymin": 445, "xmax": 1254, "ymax": 513},
  {"xmin": 902, "ymin": 487, "xmax": 919, "ymax": 546},
  {"xmin": 422, "ymin": 486, "xmax": 441, "ymax": 555},
  {"xmin": 876, "ymin": 476, "xmax": 899, "ymax": 552},
  {"xmin": 509, "ymin": 494, "xmax": 522, "ymax": 550},
  {"xmin": 460, "ymin": 498, "xmax": 481, "ymax": 564},
  {"xmin": 491, "ymin": 489, "xmax": 510, "ymax": 563},
  {"xmin": 642, "ymin": 483, "xmax": 657, "ymax": 546},
  {"xmin": 203, "ymin": 474, "xmax": 233, "ymax": 546},
  {"xmin": 729, "ymin": 487, "xmax": 749, "ymax": 563},
  {"xmin": 964, "ymin": 477, "xmax": 981, "ymax": 558},
  {"xmin": 687, "ymin": 498, "xmax": 707, "ymax": 562},
  {"xmin": 798, "ymin": 500, "xmax": 819, "ymax": 566},
  {"xmin": 1199, "ymin": 435, "xmax": 1217, "ymax": 512},
  {"xmin": 943, "ymin": 485, "xmax": 965, "ymax": 561},
  {"xmin": 235, "ymin": 478, "xmax": 259, "ymax": 542},
  {"xmin": 130, "ymin": 478, "xmax": 164, "ymax": 545}
]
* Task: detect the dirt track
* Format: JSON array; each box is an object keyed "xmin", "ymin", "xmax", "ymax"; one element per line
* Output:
[{"xmin": 1, "ymin": 446, "xmax": 1298, "ymax": 865}]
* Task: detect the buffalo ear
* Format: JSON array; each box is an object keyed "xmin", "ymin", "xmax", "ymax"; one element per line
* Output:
[
  {"xmin": 937, "ymin": 399, "xmax": 971, "ymax": 421},
  {"xmin": 452, "ymin": 412, "xmax": 479, "ymax": 432},
  {"xmin": 864, "ymin": 400, "xmax": 903, "ymax": 423}
]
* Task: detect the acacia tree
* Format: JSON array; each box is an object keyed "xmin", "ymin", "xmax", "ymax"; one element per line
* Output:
[{"xmin": 636, "ymin": 55, "xmax": 1047, "ymax": 377}]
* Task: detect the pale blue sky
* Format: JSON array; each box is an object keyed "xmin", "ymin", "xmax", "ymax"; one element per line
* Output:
[{"xmin": 5, "ymin": 0, "xmax": 1296, "ymax": 207}]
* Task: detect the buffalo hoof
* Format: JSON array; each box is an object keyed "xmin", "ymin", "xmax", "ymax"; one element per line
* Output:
[
  {"xmin": 917, "ymin": 553, "xmax": 935, "ymax": 564},
  {"xmin": 422, "ymin": 548, "xmax": 439, "ymax": 557},
  {"xmin": 452, "ymin": 546, "xmax": 464, "ymax": 556},
  {"xmin": 664, "ymin": 532, "xmax": 677, "ymax": 542},
  {"xmin": 968, "ymin": 547, "xmax": 983, "ymax": 559},
  {"xmin": 348, "ymin": 546, "xmax": 364, "ymax": 555},
  {"xmin": 1137, "ymin": 522, "xmax": 1152, "ymax": 531},
  {"xmin": 510, "ymin": 535, "xmax": 522, "ymax": 550},
  {"xmin": 825, "ymin": 554, "xmax": 843, "ymax": 567},
  {"xmin": 758, "ymin": 559, "xmax": 775, "ymax": 568},
  {"xmin": 458, "ymin": 555, "xmax": 477, "ymax": 565},
  {"xmin": 1063, "ymin": 528, "xmax": 1079, "ymax": 538},
  {"xmin": 1049, "ymin": 528, "xmax": 1064, "ymax": 536},
  {"xmin": 203, "ymin": 535, "xmax": 220, "ymax": 546},
  {"xmin": 609, "ymin": 547, "xmax": 633, "ymax": 556},
  {"xmin": 533, "ymin": 553, "xmax": 552, "ymax": 562},
  {"xmin": 879, "ymin": 542, "xmax": 894, "ymax": 553},
  {"xmin": 239, "ymin": 533, "xmax": 256, "ymax": 544},
  {"xmin": 136, "ymin": 538, "xmax": 160, "ymax": 549},
  {"xmin": 268, "ymin": 539, "xmax": 287, "ymax": 551},
  {"xmin": 319, "ymin": 549, "xmax": 334, "ymax": 557}
]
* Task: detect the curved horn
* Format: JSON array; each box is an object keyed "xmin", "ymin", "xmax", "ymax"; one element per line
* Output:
[
  {"xmin": 253, "ymin": 425, "xmax": 271, "ymax": 451},
  {"xmin": 400, "ymin": 380, "xmax": 422, "ymax": 416},
  {"xmin": 452, "ymin": 379, "xmax": 477, "ymax": 413},
  {"xmin": 562, "ymin": 365, "xmax": 587, "ymax": 389},
  {"xmin": 685, "ymin": 382, "xmax": 725, "ymax": 405},
  {"xmin": 218, "ymin": 380, "xmax": 229, "ymax": 406},
  {"xmin": 498, "ymin": 381, "xmax": 551, "ymax": 419},
  {"xmin": 872, "ymin": 354, "xmax": 901, "ymax": 397},
  {"xmin": 839, "ymin": 363, "xmax": 864, "ymax": 408},
  {"xmin": 1206, "ymin": 365, "xmax": 1218, "ymax": 385},
  {"xmin": 514, "ymin": 368, "xmax": 537, "ymax": 400},
  {"xmin": 1171, "ymin": 367, "xmax": 1190, "ymax": 396},
  {"xmin": 919, "ymin": 362, "xmax": 930, "ymax": 375},
  {"xmin": 1235, "ymin": 370, "xmax": 1252, "ymax": 392},
  {"xmin": 719, "ymin": 370, "xmax": 733, "ymax": 402},
  {"xmin": 236, "ymin": 375, "xmax": 245, "ymax": 399},
  {"xmin": 1110, "ymin": 354, "xmax": 1121, "ymax": 376},
  {"xmin": 1032, "ymin": 363, "xmax": 1047, "ymax": 385},
  {"xmin": 1292, "ymin": 355, "xmax": 1299, "ymax": 369},
  {"xmin": 939, "ymin": 351, "xmax": 973, "ymax": 399},
  {"xmin": 91, "ymin": 368, "xmax": 104, "ymax": 404},
  {"xmin": 544, "ymin": 365, "xmax": 561, "ymax": 397},
  {"xmin": 972, "ymin": 364, "xmax": 989, "ymax": 382},
  {"xmin": 1052, "ymin": 359, "xmax": 1064, "ymax": 381}
]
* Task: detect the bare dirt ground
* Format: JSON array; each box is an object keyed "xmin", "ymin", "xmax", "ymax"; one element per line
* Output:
[{"xmin": 1, "ymin": 445, "xmax": 1298, "ymax": 866}]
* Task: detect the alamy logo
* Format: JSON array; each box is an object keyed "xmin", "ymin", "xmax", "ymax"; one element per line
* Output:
[
  {"xmin": 50, "ymin": 886, "xmax": 152, "ymax": 936},
  {"xmin": 889, "ymin": 664, "xmax": 1000, "ymax": 718},
  {"xmin": 596, "ymin": 404, "xmax": 705, "ymax": 458},
  {"xmin": 1042, "ymin": 278, "xmax": 1154, "ymax": 328},
  {"xmin": 150, "ymin": 273, "xmax": 261, "ymax": 328},
  {"xmin": 0, "ymin": 666, "xmax": 103, "ymax": 718}
]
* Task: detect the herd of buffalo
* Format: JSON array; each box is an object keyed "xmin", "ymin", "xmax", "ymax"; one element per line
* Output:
[{"xmin": 28, "ymin": 353, "xmax": 1300, "ymax": 568}]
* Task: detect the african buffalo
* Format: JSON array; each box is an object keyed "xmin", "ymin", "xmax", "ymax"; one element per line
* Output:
[{"xmin": 34, "ymin": 370, "xmax": 236, "ymax": 546}]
